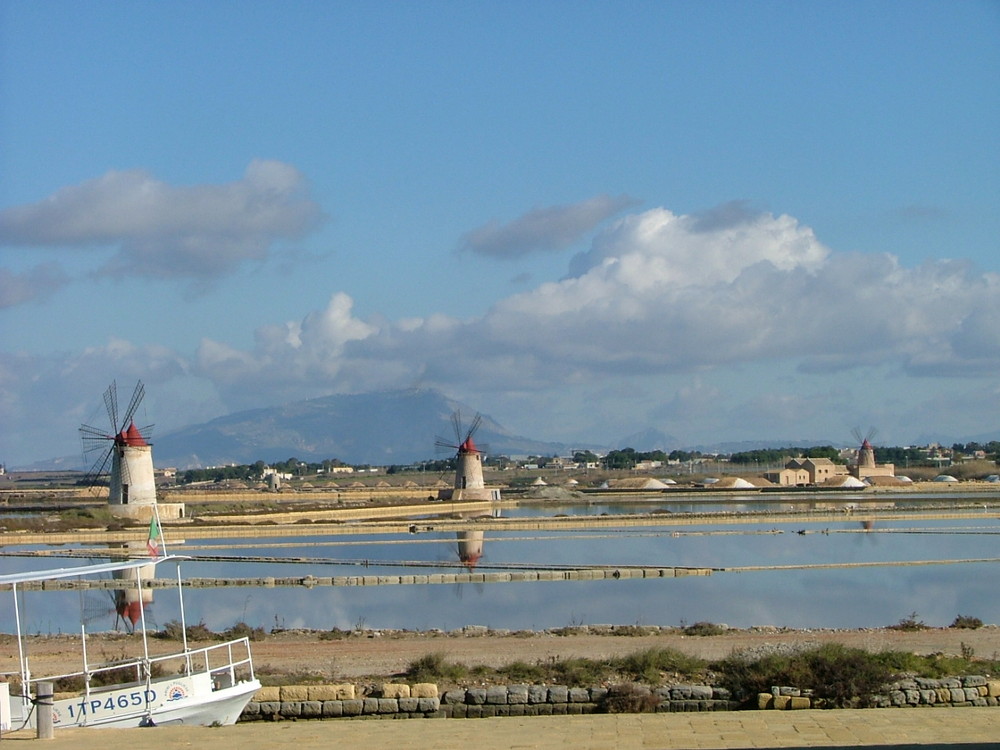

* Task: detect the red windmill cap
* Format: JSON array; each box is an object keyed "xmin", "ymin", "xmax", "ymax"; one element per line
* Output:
[
  {"xmin": 459, "ymin": 436, "xmax": 479, "ymax": 454},
  {"xmin": 118, "ymin": 599, "xmax": 144, "ymax": 626},
  {"xmin": 118, "ymin": 422, "xmax": 148, "ymax": 447},
  {"xmin": 460, "ymin": 551, "xmax": 482, "ymax": 568}
]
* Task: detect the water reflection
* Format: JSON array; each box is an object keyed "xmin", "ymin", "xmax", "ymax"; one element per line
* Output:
[
  {"xmin": 110, "ymin": 542, "xmax": 154, "ymax": 631},
  {"xmin": 3, "ymin": 494, "xmax": 998, "ymax": 634},
  {"xmin": 454, "ymin": 507, "xmax": 500, "ymax": 568}
]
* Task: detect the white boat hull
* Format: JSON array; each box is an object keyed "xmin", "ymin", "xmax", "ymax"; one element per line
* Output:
[
  {"xmin": 2, "ymin": 557, "xmax": 262, "ymax": 731},
  {"xmin": 12, "ymin": 672, "xmax": 260, "ymax": 730}
]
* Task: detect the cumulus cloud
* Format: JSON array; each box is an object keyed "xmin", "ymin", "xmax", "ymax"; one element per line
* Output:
[
  {"xmin": 195, "ymin": 292, "xmax": 381, "ymax": 403},
  {"xmin": 0, "ymin": 160, "xmax": 325, "ymax": 282},
  {"xmin": 0, "ymin": 264, "xmax": 68, "ymax": 308},
  {"xmin": 457, "ymin": 194, "xmax": 638, "ymax": 258},
  {"xmin": 0, "ymin": 340, "xmax": 194, "ymax": 465},
  {"xmin": 192, "ymin": 205, "xmax": 1000, "ymax": 414},
  {"xmin": 9, "ymin": 202, "xmax": 995, "ymax": 464},
  {"xmin": 567, "ymin": 203, "xmax": 829, "ymax": 283}
]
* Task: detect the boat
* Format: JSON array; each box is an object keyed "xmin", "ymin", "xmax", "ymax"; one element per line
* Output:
[{"xmin": 1, "ymin": 555, "xmax": 261, "ymax": 730}]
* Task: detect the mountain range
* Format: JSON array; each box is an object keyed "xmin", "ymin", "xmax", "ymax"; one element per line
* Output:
[
  {"xmin": 17, "ymin": 387, "xmax": 996, "ymax": 472},
  {"xmin": 151, "ymin": 389, "xmax": 576, "ymax": 469}
]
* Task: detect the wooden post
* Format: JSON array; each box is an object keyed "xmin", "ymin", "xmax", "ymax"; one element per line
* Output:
[{"xmin": 36, "ymin": 681, "xmax": 53, "ymax": 739}]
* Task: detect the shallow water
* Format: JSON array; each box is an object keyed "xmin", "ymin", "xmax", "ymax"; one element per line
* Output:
[{"xmin": 3, "ymin": 494, "xmax": 999, "ymax": 635}]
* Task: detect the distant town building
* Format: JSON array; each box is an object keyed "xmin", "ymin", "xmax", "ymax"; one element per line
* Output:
[{"xmin": 764, "ymin": 457, "xmax": 848, "ymax": 486}]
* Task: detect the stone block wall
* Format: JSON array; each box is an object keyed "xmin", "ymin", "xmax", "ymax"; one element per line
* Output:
[
  {"xmin": 875, "ymin": 676, "xmax": 1000, "ymax": 708},
  {"xmin": 242, "ymin": 675, "xmax": 1000, "ymax": 721},
  {"xmin": 243, "ymin": 682, "xmax": 441, "ymax": 721},
  {"xmin": 757, "ymin": 676, "xmax": 1000, "ymax": 710},
  {"xmin": 241, "ymin": 681, "xmax": 736, "ymax": 721}
]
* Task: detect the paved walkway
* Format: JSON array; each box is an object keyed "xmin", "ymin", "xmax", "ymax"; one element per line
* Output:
[{"xmin": 4, "ymin": 709, "xmax": 999, "ymax": 749}]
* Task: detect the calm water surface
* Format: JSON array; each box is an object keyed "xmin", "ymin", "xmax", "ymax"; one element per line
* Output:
[{"xmin": 3, "ymin": 494, "xmax": 998, "ymax": 634}]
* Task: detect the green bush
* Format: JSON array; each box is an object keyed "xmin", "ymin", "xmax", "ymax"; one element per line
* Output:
[
  {"xmin": 222, "ymin": 621, "xmax": 267, "ymax": 641},
  {"xmin": 795, "ymin": 644, "xmax": 896, "ymax": 708},
  {"xmin": 497, "ymin": 660, "xmax": 546, "ymax": 683},
  {"xmin": 404, "ymin": 652, "xmax": 469, "ymax": 683},
  {"xmin": 870, "ymin": 649, "xmax": 1000, "ymax": 679},
  {"xmin": 682, "ymin": 621, "xmax": 727, "ymax": 636},
  {"xmin": 715, "ymin": 644, "xmax": 896, "ymax": 708},
  {"xmin": 615, "ymin": 647, "xmax": 707, "ymax": 684},
  {"xmin": 888, "ymin": 612, "xmax": 927, "ymax": 631},
  {"xmin": 950, "ymin": 614, "xmax": 983, "ymax": 629},
  {"xmin": 155, "ymin": 619, "xmax": 215, "ymax": 641},
  {"xmin": 601, "ymin": 683, "xmax": 660, "ymax": 713},
  {"xmin": 549, "ymin": 656, "xmax": 611, "ymax": 685},
  {"xmin": 318, "ymin": 627, "xmax": 352, "ymax": 640}
]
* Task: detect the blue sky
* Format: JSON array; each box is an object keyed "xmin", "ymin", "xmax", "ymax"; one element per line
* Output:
[{"xmin": 1, "ymin": 1, "xmax": 998, "ymax": 467}]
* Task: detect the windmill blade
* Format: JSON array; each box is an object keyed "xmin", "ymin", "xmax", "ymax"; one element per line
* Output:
[
  {"xmin": 104, "ymin": 380, "xmax": 119, "ymax": 433},
  {"xmin": 120, "ymin": 380, "xmax": 145, "ymax": 430},
  {"xmin": 80, "ymin": 422, "xmax": 113, "ymax": 456},
  {"xmin": 135, "ymin": 422, "xmax": 155, "ymax": 442},
  {"xmin": 435, "ymin": 439, "xmax": 461, "ymax": 464},
  {"xmin": 450, "ymin": 410, "xmax": 463, "ymax": 444},
  {"xmin": 465, "ymin": 413, "xmax": 483, "ymax": 442},
  {"xmin": 82, "ymin": 445, "xmax": 115, "ymax": 488}
]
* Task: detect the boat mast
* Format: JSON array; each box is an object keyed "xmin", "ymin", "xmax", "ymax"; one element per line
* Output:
[{"xmin": 12, "ymin": 583, "xmax": 29, "ymax": 708}]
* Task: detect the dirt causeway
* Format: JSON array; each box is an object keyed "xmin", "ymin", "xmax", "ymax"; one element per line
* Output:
[{"xmin": 7, "ymin": 625, "xmax": 1000, "ymax": 685}]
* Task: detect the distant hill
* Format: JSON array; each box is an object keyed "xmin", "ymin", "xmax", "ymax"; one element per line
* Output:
[
  {"xmin": 693, "ymin": 439, "xmax": 847, "ymax": 454},
  {"xmin": 151, "ymin": 389, "xmax": 570, "ymax": 469},
  {"xmin": 613, "ymin": 428, "xmax": 680, "ymax": 453}
]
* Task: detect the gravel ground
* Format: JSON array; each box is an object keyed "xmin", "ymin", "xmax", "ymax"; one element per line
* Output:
[{"xmin": 8, "ymin": 624, "xmax": 999, "ymax": 685}]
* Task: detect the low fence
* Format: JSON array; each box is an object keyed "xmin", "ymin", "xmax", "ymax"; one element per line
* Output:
[{"xmin": 241, "ymin": 675, "xmax": 1000, "ymax": 721}]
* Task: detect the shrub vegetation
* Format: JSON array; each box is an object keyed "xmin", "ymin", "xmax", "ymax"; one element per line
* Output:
[
  {"xmin": 713, "ymin": 643, "xmax": 896, "ymax": 708},
  {"xmin": 950, "ymin": 614, "xmax": 983, "ymax": 629}
]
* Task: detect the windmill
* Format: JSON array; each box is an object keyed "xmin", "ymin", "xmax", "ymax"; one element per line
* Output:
[
  {"xmin": 79, "ymin": 381, "xmax": 162, "ymax": 629},
  {"xmin": 81, "ymin": 581, "xmax": 156, "ymax": 634},
  {"xmin": 851, "ymin": 426, "xmax": 878, "ymax": 470},
  {"xmin": 435, "ymin": 411, "xmax": 498, "ymax": 568},
  {"xmin": 80, "ymin": 380, "xmax": 157, "ymax": 513},
  {"xmin": 436, "ymin": 411, "xmax": 486, "ymax": 493}
]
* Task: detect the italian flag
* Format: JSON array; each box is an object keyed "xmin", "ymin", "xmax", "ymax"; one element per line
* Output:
[{"xmin": 147, "ymin": 516, "xmax": 161, "ymax": 557}]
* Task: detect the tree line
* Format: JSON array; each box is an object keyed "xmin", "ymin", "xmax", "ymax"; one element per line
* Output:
[
  {"xmin": 179, "ymin": 457, "xmax": 357, "ymax": 485},
  {"xmin": 177, "ymin": 441, "xmax": 998, "ymax": 484}
]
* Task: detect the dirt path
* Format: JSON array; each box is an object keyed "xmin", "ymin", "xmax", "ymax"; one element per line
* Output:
[{"xmin": 7, "ymin": 625, "xmax": 999, "ymax": 685}]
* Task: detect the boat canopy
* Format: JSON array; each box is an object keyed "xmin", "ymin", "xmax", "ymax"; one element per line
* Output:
[{"xmin": 0, "ymin": 555, "xmax": 187, "ymax": 587}]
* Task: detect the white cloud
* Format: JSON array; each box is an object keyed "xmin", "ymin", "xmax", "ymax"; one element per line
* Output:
[
  {"xmin": 197, "ymin": 205, "xmax": 1000, "ymax": 407},
  {"xmin": 4, "ymin": 203, "xmax": 997, "ymax": 465},
  {"xmin": 458, "ymin": 194, "xmax": 638, "ymax": 258},
  {"xmin": 567, "ymin": 202, "xmax": 829, "ymax": 283},
  {"xmin": 195, "ymin": 292, "xmax": 379, "ymax": 403},
  {"xmin": 0, "ymin": 340, "xmax": 193, "ymax": 465},
  {"xmin": 0, "ymin": 264, "xmax": 68, "ymax": 308},
  {"xmin": 0, "ymin": 160, "xmax": 325, "ymax": 284}
]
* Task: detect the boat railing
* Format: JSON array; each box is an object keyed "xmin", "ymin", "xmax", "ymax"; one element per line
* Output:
[
  {"xmin": 167, "ymin": 636, "xmax": 257, "ymax": 689},
  {"xmin": 25, "ymin": 636, "xmax": 256, "ymax": 698}
]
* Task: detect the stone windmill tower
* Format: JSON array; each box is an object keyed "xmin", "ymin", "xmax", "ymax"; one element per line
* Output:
[
  {"xmin": 853, "ymin": 427, "xmax": 877, "ymax": 470},
  {"xmin": 80, "ymin": 381, "xmax": 157, "ymax": 517},
  {"xmin": 435, "ymin": 412, "xmax": 500, "ymax": 568},
  {"xmin": 435, "ymin": 412, "xmax": 501, "ymax": 501},
  {"xmin": 80, "ymin": 381, "xmax": 184, "ymax": 521},
  {"xmin": 850, "ymin": 427, "xmax": 894, "ymax": 481}
]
